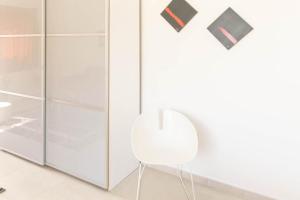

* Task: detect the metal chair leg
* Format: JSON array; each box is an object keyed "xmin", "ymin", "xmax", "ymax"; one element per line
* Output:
[
  {"xmin": 136, "ymin": 162, "xmax": 146, "ymax": 200},
  {"xmin": 190, "ymin": 172, "xmax": 196, "ymax": 200},
  {"xmin": 177, "ymin": 167, "xmax": 197, "ymax": 200},
  {"xmin": 177, "ymin": 167, "xmax": 191, "ymax": 200}
]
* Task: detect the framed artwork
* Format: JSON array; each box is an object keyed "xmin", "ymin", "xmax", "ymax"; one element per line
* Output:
[
  {"xmin": 161, "ymin": 0, "xmax": 197, "ymax": 32},
  {"xmin": 208, "ymin": 8, "xmax": 253, "ymax": 49}
]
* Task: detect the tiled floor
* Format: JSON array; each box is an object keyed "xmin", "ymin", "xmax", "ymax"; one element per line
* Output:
[{"xmin": 0, "ymin": 150, "xmax": 245, "ymax": 200}]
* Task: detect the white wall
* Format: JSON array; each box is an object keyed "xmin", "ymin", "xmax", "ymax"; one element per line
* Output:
[{"xmin": 142, "ymin": 0, "xmax": 300, "ymax": 199}]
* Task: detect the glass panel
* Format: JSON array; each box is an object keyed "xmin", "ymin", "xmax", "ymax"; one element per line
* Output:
[
  {"xmin": 0, "ymin": 0, "xmax": 44, "ymax": 164},
  {"xmin": 46, "ymin": 101, "xmax": 106, "ymax": 186},
  {"xmin": 0, "ymin": 93, "xmax": 44, "ymax": 163},
  {"xmin": 46, "ymin": 36, "xmax": 105, "ymax": 107},
  {"xmin": 0, "ymin": 37, "xmax": 44, "ymax": 97},
  {"xmin": 0, "ymin": 0, "xmax": 43, "ymax": 34},
  {"xmin": 47, "ymin": 0, "xmax": 105, "ymax": 34},
  {"xmin": 46, "ymin": 0, "xmax": 107, "ymax": 187}
]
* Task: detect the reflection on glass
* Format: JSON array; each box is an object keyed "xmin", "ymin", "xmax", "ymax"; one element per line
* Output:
[
  {"xmin": 0, "ymin": 117, "xmax": 35, "ymax": 133},
  {"xmin": 0, "ymin": 5, "xmax": 39, "ymax": 34},
  {"xmin": 0, "ymin": 1, "xmax": 44, "ymax": 164},
  {"xmin": 0, "ymin": 37, "xmax": 43, "ymax": 97},
  {"xmin": 0, "ymin": 102, "xmax": 11, "ymax": 108},
  {"xmin": 0, "ymin": 38, "xmax": 34, "ymax": 64},
  {"xmin": 0, "ymin": 3, "xmax": 43, "ymax": 97}
]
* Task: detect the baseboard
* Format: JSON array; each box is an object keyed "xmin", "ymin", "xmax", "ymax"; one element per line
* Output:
[{"xmin": 150, "ymin": 165, "xmax": 276, "ymax": 200}]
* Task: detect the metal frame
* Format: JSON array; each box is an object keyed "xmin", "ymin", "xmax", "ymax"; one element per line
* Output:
[
  {"xmin": 177, "ymin": 167, "xmax": 196, "ymax": 200},
  {"xmin": 136, "ymin": 163, "xmax": 196, "ymax": 200},
  {"xmin": 43, "ymin": 0, "xmax": 47, "ymax": 166},
  {"xmin": 136, "ymin": 162, "xmax": 146, "ymax": 200},
  {"xmin": 105, "ymin": 0, "xmax": 111, "ymax": 190}
]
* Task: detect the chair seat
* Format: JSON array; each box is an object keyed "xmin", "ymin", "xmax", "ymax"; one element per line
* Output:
[{"xmin": 131, "ymin": 110, "xmax": 198, "ymax": 166}]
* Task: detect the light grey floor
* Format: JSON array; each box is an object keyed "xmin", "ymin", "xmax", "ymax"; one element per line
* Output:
[{"xmin": 0, "ymin": 150, "xmax": 245, "ymax": 200}]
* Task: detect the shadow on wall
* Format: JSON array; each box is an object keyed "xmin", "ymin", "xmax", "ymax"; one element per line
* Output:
[{"xmin": 175, "ymin": 109, "xmax": 213, "ymax": 156}]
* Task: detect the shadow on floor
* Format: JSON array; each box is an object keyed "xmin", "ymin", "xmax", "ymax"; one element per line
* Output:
[{"xmin": 112, "ymin": 168, "xmax": 244, "ymax": 200}]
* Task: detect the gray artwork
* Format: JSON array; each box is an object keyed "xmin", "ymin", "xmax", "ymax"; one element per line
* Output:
[
  {"xmin": 161, "ymin": 0, "xmax": 197, "ymax": 32},
  {"xmin": 208, "ymin": 7, "xmax": 253, "ymax": 49}
]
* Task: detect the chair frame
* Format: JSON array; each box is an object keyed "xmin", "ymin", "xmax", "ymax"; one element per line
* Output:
[{"xmin": 136, "ymin": 162, "xmax": 196, "ymax": 200}]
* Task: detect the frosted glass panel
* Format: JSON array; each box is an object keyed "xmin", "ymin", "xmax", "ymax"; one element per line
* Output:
[
  {"xmin": 46, "ymin": 101, "xmax": 107, "ymax": 186},
  {"xmin": 0, "ymin": 0, "xmax": 44, "ymax": 164},
  {"xmin": 0, "ymin": 1, "xmax": 43, "ymax": 34},
  {"xmin": 47, "ymin": 0, "xmax": 105, "ymax": 34},
  {"xmin": 46, "ymin": 36, "xmax": 105, "ymax": 107},
  {"xmin": 0, "ymin": 37, "xmax": 44, "ymax": 97},
  {"xmin": 46, "ymin": 0, "xmax": 107, "ymax": 187},
  {"xmin": 0, "ymin": 93, "xmax": 44, "ymax": 163}
]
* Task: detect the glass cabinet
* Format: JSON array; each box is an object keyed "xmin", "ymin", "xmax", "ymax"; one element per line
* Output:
[{"xmin": 0, "ymin": 0, "xmax": 140, "ymax": 189}]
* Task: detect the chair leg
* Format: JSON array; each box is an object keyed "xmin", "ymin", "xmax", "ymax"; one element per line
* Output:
[
  {"xmin": 177, "ymin": 167, "xmax": 197, "ymax": 200},
  {"xmin": 190, "ymin": 172, "xmax": 196, "ymax": 200},
  {"xmin": 177, "ymin": 167, "xmax": 191, "ymax": 200},
  {"xmin": 136, "ymin": 162, "xmax": 146, "ymax": 200}
]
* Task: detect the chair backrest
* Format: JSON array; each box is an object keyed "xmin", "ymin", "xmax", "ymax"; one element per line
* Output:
[{"xmin": 131, "ymin": 109, "xmax": 198, "ymax": 166}]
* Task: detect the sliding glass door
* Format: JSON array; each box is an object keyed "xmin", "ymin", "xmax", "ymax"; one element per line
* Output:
[
  {"xmin": 45, "ymin": 0, "xmax": 108, "ymax": 187},
  {"xmin": 0, "ymin": 0, "xmax": 108, "ymax": 186},
  {"xmin": 0, "ymin": 0, "xmax": 45, "ymax": 164}
]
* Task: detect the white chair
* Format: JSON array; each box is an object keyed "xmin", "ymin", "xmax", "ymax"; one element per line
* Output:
[{"xmin": 131, "ymin": 109, "xmax": 198, "ymax": 200}]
